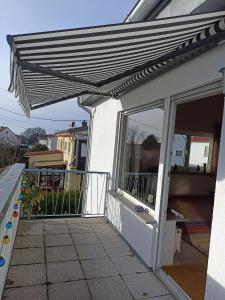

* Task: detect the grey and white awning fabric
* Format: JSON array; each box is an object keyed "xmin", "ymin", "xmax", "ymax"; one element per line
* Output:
[{"xmin": 7, "ymin": 11, "xmax": 225, "ymax": 116}]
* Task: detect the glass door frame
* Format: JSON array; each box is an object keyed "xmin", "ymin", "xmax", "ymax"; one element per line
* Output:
[{"xmin": 154, "ymin": 79, "xmax": 224, "ymax": 299}]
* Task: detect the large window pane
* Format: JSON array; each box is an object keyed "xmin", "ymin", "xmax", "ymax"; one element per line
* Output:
[{"xmin": 120, "ymin": 107, "xmax": 164, "ymax": 209}]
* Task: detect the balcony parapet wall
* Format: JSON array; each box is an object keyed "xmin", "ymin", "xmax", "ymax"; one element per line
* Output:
[{"xmin": 0, "ymin": 163, "xmax": 24, "ymax": 298}]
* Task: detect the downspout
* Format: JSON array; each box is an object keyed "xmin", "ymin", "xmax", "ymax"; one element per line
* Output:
[{"xmin": 77, "ymin": 97, "xmax": 93, "ymax": 171}]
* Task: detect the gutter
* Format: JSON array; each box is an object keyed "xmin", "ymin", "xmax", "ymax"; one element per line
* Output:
[{"xmin": 77, "ymin": 97, "xmax": 92, "ymax": 171}]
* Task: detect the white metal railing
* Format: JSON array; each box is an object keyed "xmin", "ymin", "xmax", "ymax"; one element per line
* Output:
[
  {"xmin": 121, "ymin": 172, "xmax": 158, "ymax": 208},
  {"xmin": 21, "ymin": 168, "xmax": 109, "ymax": 218}
]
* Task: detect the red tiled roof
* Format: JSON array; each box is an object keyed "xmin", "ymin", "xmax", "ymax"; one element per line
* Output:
[
  {"xmin": 56, "ymin": 126, "xmax": 88, "ymax": 137},
  {"xmin": 191, "ymin": 136, "xmax": 210, "ymax": 142}
]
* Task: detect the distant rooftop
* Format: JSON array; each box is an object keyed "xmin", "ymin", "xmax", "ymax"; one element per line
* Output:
[{"xmin": 25, "ymin": 150, "xmax": 62, "ymax": 156}]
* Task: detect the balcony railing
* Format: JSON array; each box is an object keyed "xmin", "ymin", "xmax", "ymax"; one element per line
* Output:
[
  {"xmin": 21, "ymin": 168, "xmax": 109, "ymax": 219},
  {"xmin": 121, "ymin": 172, "xmax": 158, "ymax": 207}
]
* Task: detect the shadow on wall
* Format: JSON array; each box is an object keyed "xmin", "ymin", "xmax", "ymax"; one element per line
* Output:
[{"xmin": 205, "ymin": 276, "xmax": 225, "ymax": 300}]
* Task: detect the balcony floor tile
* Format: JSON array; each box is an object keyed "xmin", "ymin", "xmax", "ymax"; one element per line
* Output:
[
  {"xmin": 81, "ymin": 258, "xmax": 118, "ymax": 279},
  {"xmin": 14, "ymin": 235, "xmax": 44, "ymax": 249},
  {"xmin": 88, "ymin": 276, "xmax": 133, "ymax": 300},
  {"xmin": 72, "ymin": 232, "xmax": 100, "ymax": 245},
  {"xmin": 46, "ymin": 245, "xmax": 78, "ymax": 262},
  {"xmin": 4, "ymin": 218, "xmax": 174, "ymax": 300},
  {"xmin": 145, "ymin": 296, "xmax": 175, "ymax": 300},
  {"xmin": 5, "ymin": 264, "xmax": 46, "ymax": 287},
  {"xmin": 47, "ymin": 260, "xmax": 84, "ymax": 283},
  {"xmin": 68, "ymin": 223, "xmax": 94, "ymax": 233},
  {"xmin": 102, "ymin": 240, "xmax": 132, "ymax": 258},
  {"xmin": 76, "ymin": 243, "xmax": 108, "ymax": 260},
  {"xmin": 95, "ymin": 232, "xmax": 121, "ymax": 243},
  {"xmin": 123, "ymin": 272, "xmax": 170, "ymax": 299},
  {"xmin": 49, "ymin": 280, "xmax": 91, "ymax": 300},
  {"xmin": 111, "ymin": 256, "xmax": 148, "ymax": 275},
  {"xmin": 17, "ymin": 221, "xmax": 43, "ymax": 236},
  {"xmin": 44, "ymin": 224, "xmax": 69, "ymax": 234},
  {"xmin": 4, "ymin": 284, "xmax": 47, "ymax": 300},
  {"xmin": 11, "ymin": 248, "xmax": 45, "ymax": 265},
  {"xmin": 45, "ymin": 233, "xmax": 73, "ymax": 247}
]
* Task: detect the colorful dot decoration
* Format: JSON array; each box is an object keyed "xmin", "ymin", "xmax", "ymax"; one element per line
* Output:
[
  {"xmin": 0, "ymin": 257, "xmax": 6, "ymax": 267},
  {"xmin": 0, "ymin": 200, "xmax": 20, "ymax": 268},
  {"xmin": 18, "ymin": 194, "xmax": 25, "ymax": 200},
  {"xmin": 3, "ymin": 235, "xmax": 10, "ymax": 245},
  {"xmin": 13, "ymin": 203, "xmax": 19, "ymax": 209},
  {"xmin": 13, "ymin": 211, "xmax": 19, "ymax": 218},
  {"xmin": 6, "ymin": 221, "xmax": 12, "ymax": 229}
]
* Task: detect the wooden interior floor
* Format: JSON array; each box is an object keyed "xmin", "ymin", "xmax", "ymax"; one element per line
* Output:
[{"xmin": 162, "ymin": 264, "xmax": 207, "ymax": 300}]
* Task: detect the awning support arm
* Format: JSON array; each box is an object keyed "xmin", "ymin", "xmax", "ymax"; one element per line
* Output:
[
  {"xmin": 21, "ymin": 60, "xmax": 98, "ymax": 88},
  {"xmin": 30, "ymin": 90, "xmax": 112, "ymax": 110}
]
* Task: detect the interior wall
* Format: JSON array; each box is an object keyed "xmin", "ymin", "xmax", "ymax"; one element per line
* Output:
[
  {"xmin": 175, "ymin": 95, "xmax": 224, "ymax": 135},
  {"xmin": 169, "ymin": 173, "xmax": 216, "ymax": 196}
]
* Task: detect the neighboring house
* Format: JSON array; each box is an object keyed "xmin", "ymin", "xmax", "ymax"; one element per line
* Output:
[
  {"xmin": 47, "ymin": 135, "xmax": 57, "ymax": 151},
  {"xmin": 25, "ymin": 150, "xmax": 65, "ymax": 169},
  {"xmin": 0, "ymin": 127, "xmax": 17, "ymax": 146},
  {"xmin": 8, "ymin": 1, "xmax": 225, "ymax": 299},
  {"xmin": 16, "ymin": 135, "xmax": 22, "ymax": 146},
  {"xmin": 38, "ymin": 135, "xmax": 57, "ymax": 150},
  {"xmin": 56, "ymin": 121, "xmax": 88, "ymax": 171},
  {"xmin": 38, "ymin": 135, "xmax": 48, "ymax": 147}
]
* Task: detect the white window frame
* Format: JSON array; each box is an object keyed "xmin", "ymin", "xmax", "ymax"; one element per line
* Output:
[{"xmin": 116, "ymin": 99, "xmax": 169, "ymax": 218}]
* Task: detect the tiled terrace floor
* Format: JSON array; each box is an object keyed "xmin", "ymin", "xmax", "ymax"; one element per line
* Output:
[{"xmin": 3, "ymin": 218, "xmax": 174, "ymax": 300}]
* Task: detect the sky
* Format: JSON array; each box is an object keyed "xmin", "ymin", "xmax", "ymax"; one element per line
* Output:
[{"xmin": 0, "ymin": 0, "xmax": 137, "ymax": 135}]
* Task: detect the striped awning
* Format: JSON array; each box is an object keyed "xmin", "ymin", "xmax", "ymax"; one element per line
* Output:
[{"xmin": 7, "ymin": 11, "xmax": 225, "ymax": 116}]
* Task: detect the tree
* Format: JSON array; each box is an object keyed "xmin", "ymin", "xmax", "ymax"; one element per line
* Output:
[
  {"xmin": 30, "ymin": 144, "xmax": 49, "ymax": 152},
  {"xmin": 0, "ymin": 144, "xmax": 27, "ymax": 168},
  {"xmin": 22, "ymin": 128, "xmax": 46, "ymax": 145},
  {"xmin": 141, "ymin": 134, "xmax": 159, "ymax": 147}
]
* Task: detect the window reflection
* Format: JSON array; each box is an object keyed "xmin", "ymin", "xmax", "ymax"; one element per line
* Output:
[
  {"xmin": 171, "ymin": 134, "xmax": 212, "ymax": 172},
  {"xmin": 120, "ymin": 107, "xmax": 164, "ymax": 209}
]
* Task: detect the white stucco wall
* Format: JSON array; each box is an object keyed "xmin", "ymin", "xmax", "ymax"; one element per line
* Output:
[
  {"xmin": 205, "ymin": 94, "xmax": 225, "ymax": 300},
  {"xmin": 87, "ymin": 43, "xmax": 225, "ymax": 298},
  {"xmin": 89, "ymin": 99, "xmax": 123, "ymax": 179}
]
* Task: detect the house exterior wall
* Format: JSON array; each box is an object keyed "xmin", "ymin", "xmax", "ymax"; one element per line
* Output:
[
  {"xmin": 0, "ymin": 128, "xmax": 17, "ymax": 146},
  {"xmin": 87, "ymin": 43, "xmax": 225, "ymax": 299},
  {"xmin": 89, "ymin": 99, "xmax": 122, "ymax": 180},
  {"xmin": 205, "ymin": 80, "xmax": 225, "ymax": 300},
  {"xmin": 28, "ymin": 152, "xmax": 63, "ymax": 168},
  {"xmin": 56, "ymin": 136, "xmax": 75, "ymax": 169}
]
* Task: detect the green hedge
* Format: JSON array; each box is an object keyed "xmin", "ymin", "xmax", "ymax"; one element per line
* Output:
[{"xmin": 22, "ymin": 190, "xmax": 83, "ymax": 216}]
